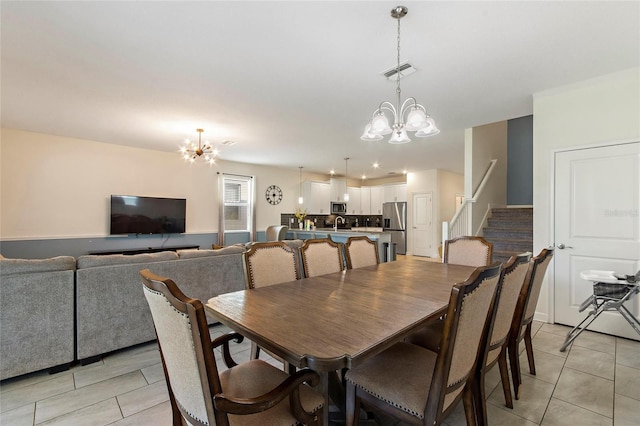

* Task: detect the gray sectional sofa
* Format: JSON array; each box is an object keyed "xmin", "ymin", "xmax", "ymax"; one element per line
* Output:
[
  {"xmin": 75, "ymin": 246, "xmax": 247, "ymax": 362},
  {"xmin": 0, "ymin": 256, "xmax": 77, "ymax": 380},
  {"xmin": 0, "ymin": 240, "xmax": 306, "ymax": 380}
]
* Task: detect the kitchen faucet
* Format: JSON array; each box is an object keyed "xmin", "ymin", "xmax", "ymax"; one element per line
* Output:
[{"xmin": 334, "ymin": 216, "xmax": 344, "ymax": 231}]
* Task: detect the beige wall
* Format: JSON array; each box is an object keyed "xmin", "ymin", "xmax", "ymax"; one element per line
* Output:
[
  {"xmin": 406, "ymin": 169, "xmax": 463, "ymax": 257},
  {"xmin": 464, "ymin": 121, "xmax": 508, "ymax": 234},
  {"xmin": 0, "ymin": 128, "xmax": 327, "ymax": 239},
  {"xmin": 533, "ymin": 67, "xmax": 640, "ymax": 322}
]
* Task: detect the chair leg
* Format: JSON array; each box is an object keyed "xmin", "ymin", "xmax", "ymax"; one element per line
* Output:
[
  {"xmin": 345, "ymin": 382, "xmax": 360, "ymax": 426},
  {"xmin": 473, "ymin": 368, "xmax": 487, "ymax": 426},
  {"xmin": 508, "ymin": 338, "xmax": 522, "ymax": 400},
  {"xmin": 462, "ymin": 383, "xmax": 477, "ymax": 426},
  {"xmin": 524, "ymin": 323, "xmax": 536, "ymax": 375},
  {"xmin": 250, "ymin": 341, "xmax": 260, "ymax": 360},
  {"xmin": 497, "ymin": 349, "xmax": 513, "ymax": 409}
]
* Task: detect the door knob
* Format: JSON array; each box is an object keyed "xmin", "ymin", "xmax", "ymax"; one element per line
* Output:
[{"xmin": 557, "ymin": 243, "xmax": 573, "ymax": 249}]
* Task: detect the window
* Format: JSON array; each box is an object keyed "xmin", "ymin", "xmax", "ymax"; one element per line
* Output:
[{"xmin": 222, "ymin": 175, "xmax": 253, "ymax": 232}]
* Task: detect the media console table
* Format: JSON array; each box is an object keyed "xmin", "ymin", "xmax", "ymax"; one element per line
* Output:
[{"xmin": 88, "ymin": 245, "xmax": 200, "ymax": 256}]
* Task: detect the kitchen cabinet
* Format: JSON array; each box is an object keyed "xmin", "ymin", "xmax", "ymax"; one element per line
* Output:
[
  {"xmin": 360, "ymin": 186, "xmax": 371, "ymax": 214},
  {"xmin": 347, "ymin": 187, "xmax": 361, "ymax": 214},
  {"xmin": 383, "ymin": 184, "xmax": 407, "ymax": 203},
  {"xmin": 303, "ymin": 181, "xmax": 330, "ymax": 214},
  {"xmin": 330, "ymin": 178, "xmax": 348, "ymax": 202},
  {"xmin": 360, "ymin": 186, "xmax": 383, "ymax": 215},
  {"xmin": 370, "ymin": 186, "xmax": 383, "ymax": 215}
]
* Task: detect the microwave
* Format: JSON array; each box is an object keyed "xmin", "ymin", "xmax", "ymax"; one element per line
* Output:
[{"xmin": 331, "ymin": 202, "xmax": 347, "ymax": 214}]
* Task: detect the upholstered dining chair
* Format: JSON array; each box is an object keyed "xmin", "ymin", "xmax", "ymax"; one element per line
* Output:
[
  {"xmin": 344, "ymin": 236, "xmax": 379, "ymax": 269},
  {"xmin": 508, "ymin": 248, "xmax": 554, "ymax": 400},
  {"xmin": 407, "ymin": 253, "xmax": 531, "ymax": 425},
  {"xmin": 344, "ymin": 262, "xmax": 503, "ymax": 426},
  {"xmin": 244, "ymin": 241, "xmax": 300, "ymax": 289},
  {"xmin": 139, "ymin": 269, "xmax": 324, "ymax": 426},
  {"xmin": 300, "ymin": 238, "xmax": 344, "ymax": 278},
  {"xmin": 266, "ymin": 225, "xmax": 289, "ymax": 242},
  {"xmin": 443, "ymin": 236, "xmax": 493, "ymax": 267},
  {"xmin": 244, "ymin": 242, "xmax": 301, "ymax": 367}
]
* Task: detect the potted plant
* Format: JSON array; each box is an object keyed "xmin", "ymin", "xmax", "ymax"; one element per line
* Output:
[{"xmin": 295, "ymin": 208, "xmax": 307, "ymax": 229}]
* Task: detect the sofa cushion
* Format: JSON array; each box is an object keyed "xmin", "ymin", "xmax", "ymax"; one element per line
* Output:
[
  {"xmin": 76, "ymin": 251, "xmax": 179, "ymax": 269},
  {"xmin": 178, "ymin": 245, "xmax": 246, "ymax": 259},
  {"xmin": 0, "ymin": 256, "xmax": 76, "ymax": 276}
]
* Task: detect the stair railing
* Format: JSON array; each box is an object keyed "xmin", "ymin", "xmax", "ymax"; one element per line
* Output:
[{"xmin": 443, "ymin": 159, "xmax": 498, "ymax": 246}]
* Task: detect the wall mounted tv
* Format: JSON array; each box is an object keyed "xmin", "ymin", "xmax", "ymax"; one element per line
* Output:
[{"xmin": 110, "ymin": 195, "xmax": 186, "ymax": 235}]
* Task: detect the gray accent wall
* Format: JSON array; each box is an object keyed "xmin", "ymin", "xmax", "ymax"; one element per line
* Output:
[{"xmin": 507, "ymin": 115, "xmax": 533, "ymax": 205}]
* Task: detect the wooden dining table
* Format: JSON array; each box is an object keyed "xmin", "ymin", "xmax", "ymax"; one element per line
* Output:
[{"xmin": 205, "ymin": 257, "xmax": 477, "ymax": 425}]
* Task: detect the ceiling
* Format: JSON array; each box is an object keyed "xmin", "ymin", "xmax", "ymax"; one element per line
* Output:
[{"xmin": 2, "ymin": 1, "xmax": 638, "ymax": 179}]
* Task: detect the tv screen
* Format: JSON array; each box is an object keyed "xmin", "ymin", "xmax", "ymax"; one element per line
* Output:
[{"xmin": 110, "ymin": 195, "xmax": 186, "ymax": 235}]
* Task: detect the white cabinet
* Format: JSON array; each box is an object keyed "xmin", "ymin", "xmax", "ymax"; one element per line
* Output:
[
  {"xmin": 303, "ymin": 181, "xmax": 330, "ymax": 214},
  {"xmin": 360, "ymin": 186, "xmax": 371, "ymax": 215},
  {"xmin": 370, "ymin": 186, "xmax": 383, "ymax": 215},
  {"xmin": 347, "ymin": 187, "xmax": 361, "ymax": 214},
  {"xmin": 383, "ymin": 184, "xmax": 407, "ymax": 203},
  {"xmin": 330, "ymin": 178, "xmax": 348, "ymax": 202},
  {"xmin": 361, "ymin": 186, "xmax": 383, "ymax": 215}
]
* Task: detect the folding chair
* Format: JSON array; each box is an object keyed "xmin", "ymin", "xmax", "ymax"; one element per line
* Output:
[{"xmin": 560, "ymin": 270, "xmax": 640, "ymax": 352}]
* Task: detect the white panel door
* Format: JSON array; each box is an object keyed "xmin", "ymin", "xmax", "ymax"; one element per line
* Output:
[
  {"xmin": 554, "ymin": 142, "xmax": 640, "ymax": 340},
  {"xmin": 412, "ymin": 193, "xmax": 433, "ymax": 257}
]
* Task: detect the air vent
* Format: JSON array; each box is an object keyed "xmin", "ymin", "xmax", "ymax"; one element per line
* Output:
[
  {"xmin": 221, "ymin": 140, "xmax": 236, "ymax": 146},
  {"xmin": 382, "ymin": 62, "xmax": 417, "ymax": 81}
]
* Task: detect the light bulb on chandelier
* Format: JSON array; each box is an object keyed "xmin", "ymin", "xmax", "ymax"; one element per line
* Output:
[
  {"xmin": 361, "ymin": 5, "xmax": 439, "ymax": 144},
  {"xmin": 179, "ymin": 128, "xmax": 219, "ymax": 165}
]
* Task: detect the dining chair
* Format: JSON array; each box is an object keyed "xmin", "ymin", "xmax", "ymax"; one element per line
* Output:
[
  {"xmin": 508, "ymin": 248, "xmax": 554, "ymax": 400},
  {"xmin": 139, "ymin": 269, "xmax": 324, "ymax": 426},
  {"xmin": 443, "ymin": 236, "xmax": 493, "ymax": 267},
  {"xmin": 344, "ymin": 236, "xmax": 379, "ymax": 269},
  {"xmin": 244, "ymin": 241, "xmax": 301, "ymax": 367},
  {"xmin": 406, "ymin": 253, "xmax": 530, "ymax": 424},
  {"xmin": 300, "ymin": 238, "xmax": 344, "ymax": 278},
  {"xmin": 244, "ymin": 241, "xmax": 300, "ymax": 289},
  {"xmin": 344, "ymin": 262, "xmax": 503, "ymax": 426},
  {"xmin": 266, "ymin": 225, "xmax": 289, "ymax": 242}
]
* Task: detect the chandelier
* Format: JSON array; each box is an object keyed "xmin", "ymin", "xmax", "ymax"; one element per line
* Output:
[
  {"xmin": 180, "ymin": 128, "xmax": 219, "ymax": 164},
  {"xmin": 361, "ymin": 5, "xmax": 439, "ymax": 144}
]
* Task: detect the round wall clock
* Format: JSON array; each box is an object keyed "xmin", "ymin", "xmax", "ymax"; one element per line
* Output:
[{"xmin": 265, "ymin": 185, "xmax": 283, "ymax": 205}]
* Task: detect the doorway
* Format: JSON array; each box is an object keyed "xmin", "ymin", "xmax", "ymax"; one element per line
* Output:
[
  {"xmin": 553, "ymin": 142, "xmax": 640, "ymax": 340},
  {"xmin": 412, "ymin": 192, "xmax": 433, "ymax": 257}
]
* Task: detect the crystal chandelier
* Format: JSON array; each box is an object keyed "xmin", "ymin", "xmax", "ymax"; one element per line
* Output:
[
  {"xmin": 180, "ymin": 128, "xmax": 219, "ymax": 164},
  {"xmin": 361, "ymin": 5, "xmax": 439, "ymax": 144}
]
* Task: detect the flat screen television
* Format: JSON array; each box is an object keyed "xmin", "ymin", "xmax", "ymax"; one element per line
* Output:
[{"xmin": 110, "ymin": 195, "xmax": 186, "ymax": 235}]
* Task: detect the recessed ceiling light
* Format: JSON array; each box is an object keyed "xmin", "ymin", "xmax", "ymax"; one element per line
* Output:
[
  {"xmin": 330, "ymin": 169, "xmax": 335, "ymax": 175},
  {"xmin": 402, "ymin": 169, "xmax": 407, "ymax": 174},
  {"xmin": 361, "ymin": 174, "xmax": 367, "ymax": 179},
  {"xmin": 373, "ymin": 162, "xmax": 379, "ymax": 168}
]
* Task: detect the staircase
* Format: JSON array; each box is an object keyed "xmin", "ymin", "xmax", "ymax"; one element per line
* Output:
[{"xmin": 483, "ymin": 207, "xmax": 533, "ymax": 264}]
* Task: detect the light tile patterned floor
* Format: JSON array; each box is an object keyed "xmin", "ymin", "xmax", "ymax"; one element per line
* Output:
[{"xmin": 1, "ymin": 322, "xmax": 639, "ymax": 425}]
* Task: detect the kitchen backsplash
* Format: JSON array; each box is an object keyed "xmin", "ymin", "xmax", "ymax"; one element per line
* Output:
[{"xmin": 281, "ymin": 213, "xmax": 382, "ymax": 229}]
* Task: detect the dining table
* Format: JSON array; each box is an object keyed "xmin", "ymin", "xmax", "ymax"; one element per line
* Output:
[{"xmin": 204, "ymin": 256, "xmax": 477, "ymax": 425}]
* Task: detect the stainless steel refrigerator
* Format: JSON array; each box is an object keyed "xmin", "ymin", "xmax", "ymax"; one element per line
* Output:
[{"xmin": 382, "ymin": 202, "xmax": 407, "ymax": 255}]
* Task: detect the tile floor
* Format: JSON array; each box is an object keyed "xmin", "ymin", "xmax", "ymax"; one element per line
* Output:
[{"xmin": 1, "ymin": 321, "xmax": 638, "ymax": 425}]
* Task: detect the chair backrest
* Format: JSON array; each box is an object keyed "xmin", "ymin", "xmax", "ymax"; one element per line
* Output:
[
  {"xmin": 266, "ymin": 225, "xmax": 289, "ymax": 242},
  {"xmin": 486, "ymin": 253, "xmax": 531, "ymax": 357},
  {"xmin": 140, "ymin": 269, "xmax": 221, "ymax": 425},
  {"xmin": 425, "ymin": 263, "xmax": 502, "ymax": 420},
  {"xmin": 515, "ymin": 248, "xmax": 554, "ymax": 330},
  {"xmin": 300, "ymin": 238, "xmax": 344, "ymax": 278},
  {"xmin": 344, "ymin": 236, "xmax": 380, "ymax": 269},
  {"xmin": 244, "ymin": 241, "xmax": 300, "ymax": 288},
  {"xmin": 443, "ymin": 236, "xmax": 493, "ymax": 267}
]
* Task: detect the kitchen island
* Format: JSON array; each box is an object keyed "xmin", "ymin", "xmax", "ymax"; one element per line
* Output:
[{"xmin": 286, "ymin": 228, "xmax": 392, "ymax": 263}]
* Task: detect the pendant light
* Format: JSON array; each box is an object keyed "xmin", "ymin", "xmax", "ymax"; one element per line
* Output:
[
  {"xmin": 361, "ymin": 6, "xmax": 439, "ymax": 144},
  {"xmin": 343, "ymin": 157, "xmax": 350, "ymax": 202},
  {"xmin": 298, "ymin": 166, "xmax": 304, "ymax": 204}
]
